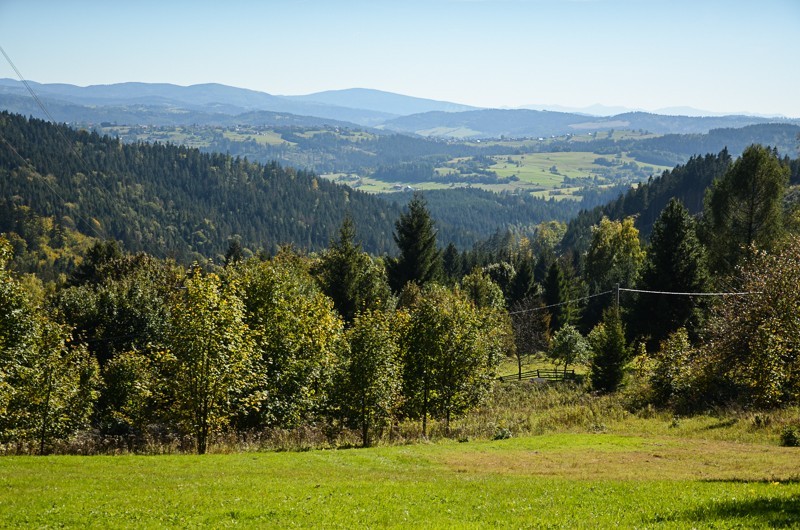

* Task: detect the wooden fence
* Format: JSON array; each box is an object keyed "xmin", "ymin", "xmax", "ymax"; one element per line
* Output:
[{"xmin": 497, "ymin": 368, "xmax": 576, "ymax": 382}]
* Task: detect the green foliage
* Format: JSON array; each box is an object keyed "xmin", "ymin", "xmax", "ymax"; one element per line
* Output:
[
  {"xmin": 97, "ymin": 349, "xmax": 161, "ymax": 436},
  {"xmin": 0, "ymin": 202, "xmax": 96, "ymax": 283},
  {"xmin": 460, "ymin": 268, "xmax": 505, "ymax": 311},
  {"xmin": 698, "ymin": 237, "xmax": 800, "ymax": 408},
  {"xmin": 548, "ymin": 324, "xmax": 589, "ymax": 374},
  {"xmin": 230, "ymin": 255, "xmax": 344, "ymax": 429},
  {"xmin": 165, "ymin": 267, "xmax": 254, "ymax": 454},
  {"xmin": 56, "ymin": 252, "xmax": 178, "ymax": 367},
  {"xmin": 401, "ymin": 284, "xmax": 508, "ymax": 434},
  {"xmin": 483, "ymin": 261, "xmax": 515, "ymax": 302},
  {"xmin": 780, "ymin": 426, "xmax": 799, "ymax": 447},
  {"xmin": 0, "ymin": 238, "xmax": 99, "ymax": 452},
  {"xmin": 589, "ymin": 309, "xmax": 630, "ymax": 393},
  {"xmin": 585, "ymin": 217, "xmax": 645, "ymax": 293},
  {"xmin": 508, "ymin": 255, "xmax": 535, "ymax": 305},
  {"xmin": 335, "ymin": 309, "xmax": 402, "ymax": 447},
  {"xmin": 387, "ymin": 193, "xmax": 443, "ymax": 292},
  {"xmin": 314, "ymin": 216, "xmax": 392, "ymax": 323},
  {"xmin": 648, "ymin": 328, "xmax": 697, "ymax": 409},
  {"xmin": 632, "ymin": 198, "xmax": 710, "ymax": 347},
  {"xmin": 509, "ymin": 297, "xmax": 551, "ymax": 379},
  {"xmin": 583, "ymin": 216, "xmax": 644, "ymax": 327},
  {"xmin": 543, "ymin": 260, "xmax": 576, "ymax": 332},
  {"xmin": 704, "ymin": 144, "xmax": 789, "ymax": 273}
]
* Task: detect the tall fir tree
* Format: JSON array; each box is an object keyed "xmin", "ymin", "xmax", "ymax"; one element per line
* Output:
[
  {"xmin": 509, "ymin": 255, "xmax": 536, "ymax": 305},
  {"xmin": 442, "ymin": 242, "xmax": 462, "ymax": 284},
  {"xmin": 632, "ymin": 198, "xmax": 710, "ymax": 348},
  {"xmin": 543, "ymin": 260, "xmax": 574, "ymax": 332},
  {"xmin": 387, "ymin": 193, "xmax": 443, "ymax": 292},
  {"xmin": 315, "ymin": 216, "xmax": 391, "ymax": 323}
]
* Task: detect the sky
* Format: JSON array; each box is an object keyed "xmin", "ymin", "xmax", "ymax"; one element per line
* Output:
[{"xmin": 1, "ymin": 0, "xmax": 798, "ymax": 117}]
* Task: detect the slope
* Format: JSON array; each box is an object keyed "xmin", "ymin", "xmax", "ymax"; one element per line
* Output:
[{"xmin": 0, "ymin": 112, "xmax": 399, "ymax": 259}]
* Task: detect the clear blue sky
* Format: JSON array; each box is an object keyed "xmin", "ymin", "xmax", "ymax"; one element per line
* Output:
[{"xmin": 1, "ymin": 0, "xmax": 798, "ymax": 116}]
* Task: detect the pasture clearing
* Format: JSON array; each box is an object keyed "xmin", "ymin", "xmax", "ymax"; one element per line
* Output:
[{"xmin": 1, "ymin": 431, "xmax": 797, "ymax": 528}]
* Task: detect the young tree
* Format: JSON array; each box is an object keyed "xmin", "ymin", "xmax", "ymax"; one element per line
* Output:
[
  {"xmin": 588, "ymin": 308, "xmax": 630, "ymax": 393},
  {"xmin": 230, "ymin": 254, "xmax": 344, "ymax": 429},
  {"xmin": 509, "ymin": 255, "xmax": 536, "ymax": 305},
  {"xmin": 166, "ymin": 267, "xmax": 254, "ymax": 454},
  {"xmin": 387, "ymin": 193, "xmax": 442, "ymax": 292},
  {"xmin": 632, "ymin": 198, "xmax": 710, "ymax": 348},
  {"xmin": 543, "ymin": 260, "xmax": 575, "ymax": 332},
  {"xmin": 583, "ymin": 217, "xmax": 644, "ymax": 327},
  {"xmin": 460, "ymin": 268, "xmax": 505, "ymax": 311},
  {"xmin": 0, "ymin": 238, "xmax": 99, "ymax": 453},
  {"xmin": 704, "ymin": 144, "xmax": 789, "ymax": 274},
  {"xmin": 510, "ymin": 297, "xmax": 551, "ymax": 379},
  {"xmin": 548, "ymin": 324, "xmax": 589, "ymax": 377},
  {"xmin": 336, "ymin": 309, "xmax": 402, "ymax": 447},
  {"xmin": 442, "ymin": 242, "xmax": 462, "ymax": 284},
  {"xmin": 401, "ymin": 284, "xmax": 508, "ymax": 436},
  {"xmin": 585, "ymin": 217, "xmax": 645, "ymax": 293},
  {"xmin": 698, "ymin": 236, "xmax": 800, "ymax": 408}
]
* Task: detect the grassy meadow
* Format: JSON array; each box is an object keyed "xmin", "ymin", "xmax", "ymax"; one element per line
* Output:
[{"xmin": 2, "ymin": 379, "xmax": 798, "ymax": 528}]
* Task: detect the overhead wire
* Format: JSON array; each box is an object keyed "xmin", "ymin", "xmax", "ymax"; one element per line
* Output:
[
  {"xmin": 508, "ymin": 289, "xmax": 613, "ymax": 315},
  {"xmin": 0, "ymin": 43, "xmax": 111, "ymax": 242},
  {"xmin": 507, "ymin": 285, "xmax": 759, "ymax": 316}
]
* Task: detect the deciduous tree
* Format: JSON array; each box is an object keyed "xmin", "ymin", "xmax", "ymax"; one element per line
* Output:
[
  {"xmin": 336, "ymin": 309, "xmax": 402, "ymax": 447},
  {"xmin": 166, "ymin": 266, "xmax": 253, "ymax": 454}
]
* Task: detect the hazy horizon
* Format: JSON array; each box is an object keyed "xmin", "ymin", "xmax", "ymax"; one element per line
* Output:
[{"xmin": 1, "ymin": 0, "xmax": 798, "ymax": 118}]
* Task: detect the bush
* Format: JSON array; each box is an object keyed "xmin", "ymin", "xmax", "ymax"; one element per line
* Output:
[{"xmin": 780, "ymin": 426, "xmax": 799, "ymax": 447}]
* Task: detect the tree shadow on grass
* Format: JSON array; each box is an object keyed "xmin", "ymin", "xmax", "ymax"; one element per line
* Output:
[{"xmin": 652, "ymin": 491, "xmax": 800, "ymax": 528}]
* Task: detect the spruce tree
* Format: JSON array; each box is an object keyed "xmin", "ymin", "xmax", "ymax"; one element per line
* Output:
[
  {"xmin": 442, "ymin": 242, "xmax": 462, "ymax": 284},
  {"xmin": 544, "ymin": 261, "xmax": 574, "ymax": 332},
  {"xmin": 315, "ymin": 216, "xmax": 391, "ymax": 323},
  {"xmin": 632, "ymin": 198, "xmax": 710, "ymax": 348},
  {"xmin": 509, "ymin": 255, "xmax": 535, "ymax": 305},
  {"xmin": 387, "ymin": 193, "xmax": 442, "ymax": 292},
  {"xmin": 589, "ymin": 308, "xmax": 630, "ymax": 393}
]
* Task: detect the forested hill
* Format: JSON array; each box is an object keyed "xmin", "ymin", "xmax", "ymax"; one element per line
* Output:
[
  {"xmin": 560, "ymin": 148, "xmax": 800, "ymax": 253},
  {"xmin": 0, "ymin": 112, "xmax": 399, "ymax": 260}
]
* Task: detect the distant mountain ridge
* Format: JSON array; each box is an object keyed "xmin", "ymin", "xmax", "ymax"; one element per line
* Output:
[
  {"xmin": 287, "ymin": 88, "xmax": 478, "ymax": 116},
  {"xmin": 382, "ymin": 109, "xmax": 800, "ymax": 138},
  {"xmin": 1, "ymin": 79, "xmax": 797, "ymax": 138}
]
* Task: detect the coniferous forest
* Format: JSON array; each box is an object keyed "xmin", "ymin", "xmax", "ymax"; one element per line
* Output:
[{"xmin": 2, "ymin": 111, "xmax": 800, "ymax": 455}]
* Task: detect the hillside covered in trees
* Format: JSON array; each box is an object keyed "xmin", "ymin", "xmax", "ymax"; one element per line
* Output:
[
  {"xmin": 0, "ymin": 113, "xmax": 602, "ymax": 273},
  {"xmin": 0, "ymin": 112, "xmax": 400, "ymax": 261}
]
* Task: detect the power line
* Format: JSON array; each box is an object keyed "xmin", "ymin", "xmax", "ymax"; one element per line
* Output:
[
  {"xmin": 507, "ymin": 285, "xmax": 759, "ymax": 317},
  {"xmin": 508, "ymin": 290, "xmax": 613, "ymax": 315},
  {"xmin": 619, "ymin": 287, "xmax": 759, "ymax": 297},
  {"xmin": 0, "ymin": 43, "xmax": 110, "ymax": 242}
]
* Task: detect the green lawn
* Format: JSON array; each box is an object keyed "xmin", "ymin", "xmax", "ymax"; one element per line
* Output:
[{"xmin": 2, "ymin": 432, "xmax": 798, "ymax": 528}]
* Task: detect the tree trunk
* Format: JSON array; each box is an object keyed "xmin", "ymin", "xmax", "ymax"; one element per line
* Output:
[{"xmin": 422, "ymin": 374, "xmax": 429, "ymax": 439}]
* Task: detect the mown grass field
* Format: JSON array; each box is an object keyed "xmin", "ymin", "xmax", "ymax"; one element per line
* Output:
[
  {"xmin": 2, "ymin": 431, "xmax": 797, "ymax": 528},
  {"xmin": 3, "ymin": 371, "xmax": 799, "ymax": 529}
]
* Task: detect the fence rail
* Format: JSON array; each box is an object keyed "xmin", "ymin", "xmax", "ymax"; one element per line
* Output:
[{"xmin": 497, "ymin": 368, "xmax": 576, "ymax": 382}]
